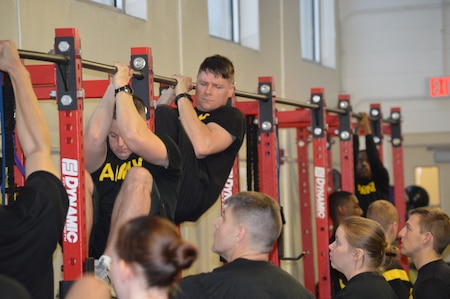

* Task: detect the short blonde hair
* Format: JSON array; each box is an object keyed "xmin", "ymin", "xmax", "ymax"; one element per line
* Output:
[{"xmin": 367, "ymin": 200, "xmax": 398, "ymax": 232}]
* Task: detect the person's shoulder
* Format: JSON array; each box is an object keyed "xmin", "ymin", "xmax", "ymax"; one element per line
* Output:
[
  {"xmin": 210, "ymin": 105, "xmax": 244, "ymax": 116},
  {"xmin": 421, "ymin": 259, "xmax": 450, "ymax": 275},
  {"xmin": 177, "ymin": 272, "xmax": 209, "ymax": 286},
  {"xmin": 413, "ymin": 277, "xmax": 450, "ymax": 299},
  {"xmin": 174, "ymin": 273, "xmax": 214, "ymax": 299}
]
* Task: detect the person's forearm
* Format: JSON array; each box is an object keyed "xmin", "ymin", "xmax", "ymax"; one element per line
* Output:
[
  {"xmin": 84, "ymin": 83, "xmax": 115, "ymax": 171},
  {"xmin": 85, "ymin": 83, "xmax": 115, "ymax": 143},
  {"xmin": 156, "ymin": 87, "xmax": 176, "ymax": 106},
  {"xmin": 363, "ymin": 121, "xmax": 372, "ymax": 135},
  {"xmin": 177, "ymin": 99, "xmax": 213, "ymax": 157},
  {"xmin": 10, "ymin": 63, "xmax": 52, "ymax": 158}
]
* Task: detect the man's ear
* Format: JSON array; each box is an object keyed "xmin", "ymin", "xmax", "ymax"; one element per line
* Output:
[
  {"xmin": 227, "ymin": 82, "xmax": 235, "ymax": 98},
  {"xmin": 387, "ymin": 221, "xmax": 398, "ymax": 240},
  {"xmin": 422, "ymin": 231, "xmax": 433, "ymax": 246},
  {"xmin": 235, "ymin": 224, "xmax": 246, "ymax": 243},
  {"xmin": 337, "ymin": 205, "xmax": 346, "ymax": 216}
]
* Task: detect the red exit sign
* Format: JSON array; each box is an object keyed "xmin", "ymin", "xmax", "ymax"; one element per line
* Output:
[{"xmin": 430, "ymin": 76, "xmax": 450, "ymax": 97}]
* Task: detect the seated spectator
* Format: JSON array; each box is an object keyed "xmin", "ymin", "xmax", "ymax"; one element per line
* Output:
[
  {"xmin": 328, "ymin": 190, "xmax": 363, "ymax": 297},
  {"xmin": 329, "ymin": 216, "xmax": 397, "ymax": 299},
  {"xmin": 398, "ymin": 207, "xmax": 450, "ymax": 299},
  {"xmin": 171, "ymin": 191, "xmax": 315, "ymax": 299},
  {"xmin": 66, "ymin": 216, "xmax": 198, "ymax": 299},
  {"xmin": 367, "ymin": 200, "xmax": 413, "ymax": 299},
  {"xmin": 328, "ymin": 190, "xmax": 363, "ymax": 242}
]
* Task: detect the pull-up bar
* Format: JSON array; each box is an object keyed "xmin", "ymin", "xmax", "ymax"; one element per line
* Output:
[
  {"xmin": 154, "ymin": 75, "xmax": 270, "ymax": 102},
  {"xmin": 17, "ymin": 49, "xmax": 145, "ymax": 79},
  {"xmin": 17, "ymin": 49, "xmax": 400, "ymax": 126},
  {"xmin": 18, "ymin": 49, "xmax": 69, "ymax": 64}
]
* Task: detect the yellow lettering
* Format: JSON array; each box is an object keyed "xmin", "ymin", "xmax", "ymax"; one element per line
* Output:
[
  {"xmin": 198, "ymin": 113, "xmax": 210, "ymax": 121},
  {"xmin": 97, "ymin": 158, "xmax": 144, "ymax": 182},
  {"xmin": 132, "ymin": 157, "xmax": 143, "ymax": 167},
  {"xmin": 357, "ymin": 182, "xmax": 377, "ymax": 195},
  {"xmin": 117, "ymin": 161, "xmax": 131, "ymax": 180},
  {"xmin": 99, "ymin": 164, "xmax": 115, "ymax": 181}
]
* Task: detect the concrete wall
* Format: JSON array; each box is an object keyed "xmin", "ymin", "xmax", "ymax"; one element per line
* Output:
[{"xmin": 338, "ymin": 0, "xmax": 450, "ymax": 214}]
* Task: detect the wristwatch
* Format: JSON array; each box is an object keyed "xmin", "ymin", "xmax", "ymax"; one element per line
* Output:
[
  {"xmin": 175, "ymin": 93, "xmax": 193, "ymax": 106},
  {"xmin": 114, "ymin": 84, "xmax": 134, "ymax": 97}
]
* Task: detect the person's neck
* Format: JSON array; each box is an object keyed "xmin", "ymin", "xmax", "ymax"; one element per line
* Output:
[
  {"xmin": 345, "ymin": 265, "xmax": 374, "ymax": 281},
  {"xmin": 413, "ymin": 251, "xmax": 441, "ymax": 270},
  {"xmin": 229, "ymin": 252, "xmax": 269, "ymax": 262}
]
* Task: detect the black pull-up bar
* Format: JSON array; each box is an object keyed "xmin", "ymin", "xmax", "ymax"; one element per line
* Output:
[
  {"xmin": 17, "ymin": 49, "xmax": 399, "ymax": 124},
  {"xmin": 18, "ymin": 49, "xmax": 145, "ymax": 79},
  {"xmin": 18, "ymin": 49, "xmax": 68, "ymax": 64},
  {"xmin": 154, "ymin": 75, "xmax": 270, "ymax": 102}
]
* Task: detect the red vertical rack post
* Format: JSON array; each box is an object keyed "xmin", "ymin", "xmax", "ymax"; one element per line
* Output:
[
  {"xmin": 257, "ymin": 76, "xmax": 279, "ymax": 266},
  {"xmin": 311, "ymin": 88, "xmax": 331, "ymax": 299},
  {"xmin": 277, "ymin": 107, "xmax": 315, "ymax": 293},
  {"xmin": 389, "ymin": 107, "xmax": 408, "ymax": 272},
  {"xmin": 56, "ymin": 28, "xmax": 87, "ymax": 284},
  {"xmin": 337, "ymin": 95, "xmax": 355, "ymax": 193},
  {"xmin": 297, "ymin": 124, "xmax": 315, "ymax": 293}
]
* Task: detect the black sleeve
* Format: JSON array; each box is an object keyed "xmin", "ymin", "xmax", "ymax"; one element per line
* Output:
[
  {"xmin": 365, "ymin": 135, "xmax": 390, "ymax": 193},
  {"xmin": 204, "ymin": 106, "xmax": 246, "ymax": 144}
]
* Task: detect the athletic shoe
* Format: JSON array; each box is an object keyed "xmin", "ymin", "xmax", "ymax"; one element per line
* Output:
[{"xmin": 94, "ymin": 255, "xmax": 116, "ymax": 298}]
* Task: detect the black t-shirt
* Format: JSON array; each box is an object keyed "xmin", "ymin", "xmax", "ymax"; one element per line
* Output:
[
  {"xmin": 0, "ymin": 171, "xmax": 69, "ymax": 299},
  {"xmin": 335, "ymin": 272, "xmax": 397, "ymax": 299},
  {"xmin": 172, "ymin": 258, "xmax": 315, "ymax": 299},
  {"xmin": 413, "ymin": 259, "xmax": 450, "ymax": 299},
  {"xmin": 174, "ymin": 105, "xmax": 245, "ymax": 223},
  {"xmin": 353, "ymin": 134, "xmax": 390, "ymax": 215},
  {"xmin": 89, "ymin": 133, "xmax": 181, "ymax": 257}
]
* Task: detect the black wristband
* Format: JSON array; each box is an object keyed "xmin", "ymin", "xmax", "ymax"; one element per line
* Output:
[
  {"xmin": 114, "ymin": 84, "xmax": 134, "ymax": 97},
  {"xmin": 174, "ymin": 93, "xmax": 193, "ymax": 106}
]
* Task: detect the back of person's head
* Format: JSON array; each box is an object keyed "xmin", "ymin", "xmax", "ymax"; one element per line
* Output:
[
  {"xmin": 198, "ymin": 54, "xmax": 235, "ymax": 83},
  {"xmin": 409, "ymin": 207, "xmax": 450, "ymax": 254},
  {"xmin": 224, "ymin": 191, "xmax": 282, "ymax": 253},
  {"xmin": 113, "ymin": 95, "xmax": 147, "ymax": 120},
  {"xmin": 340, "ymin": 216, "xmax": 391, "ymax": 270},
  {"xmin": 0, "ymin": 275, "xmax": 31, "ymax": 299},
  {"xmin": 367, "ymin": 200, "xmax": 398, "ymax": 243},
  {"xmin": 115, "ymin": 216, "xmax": 197, "ymax": 289},
  {"xmin": 328, "ymin": 190, "xmax": 358, "ymax": 226}
]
